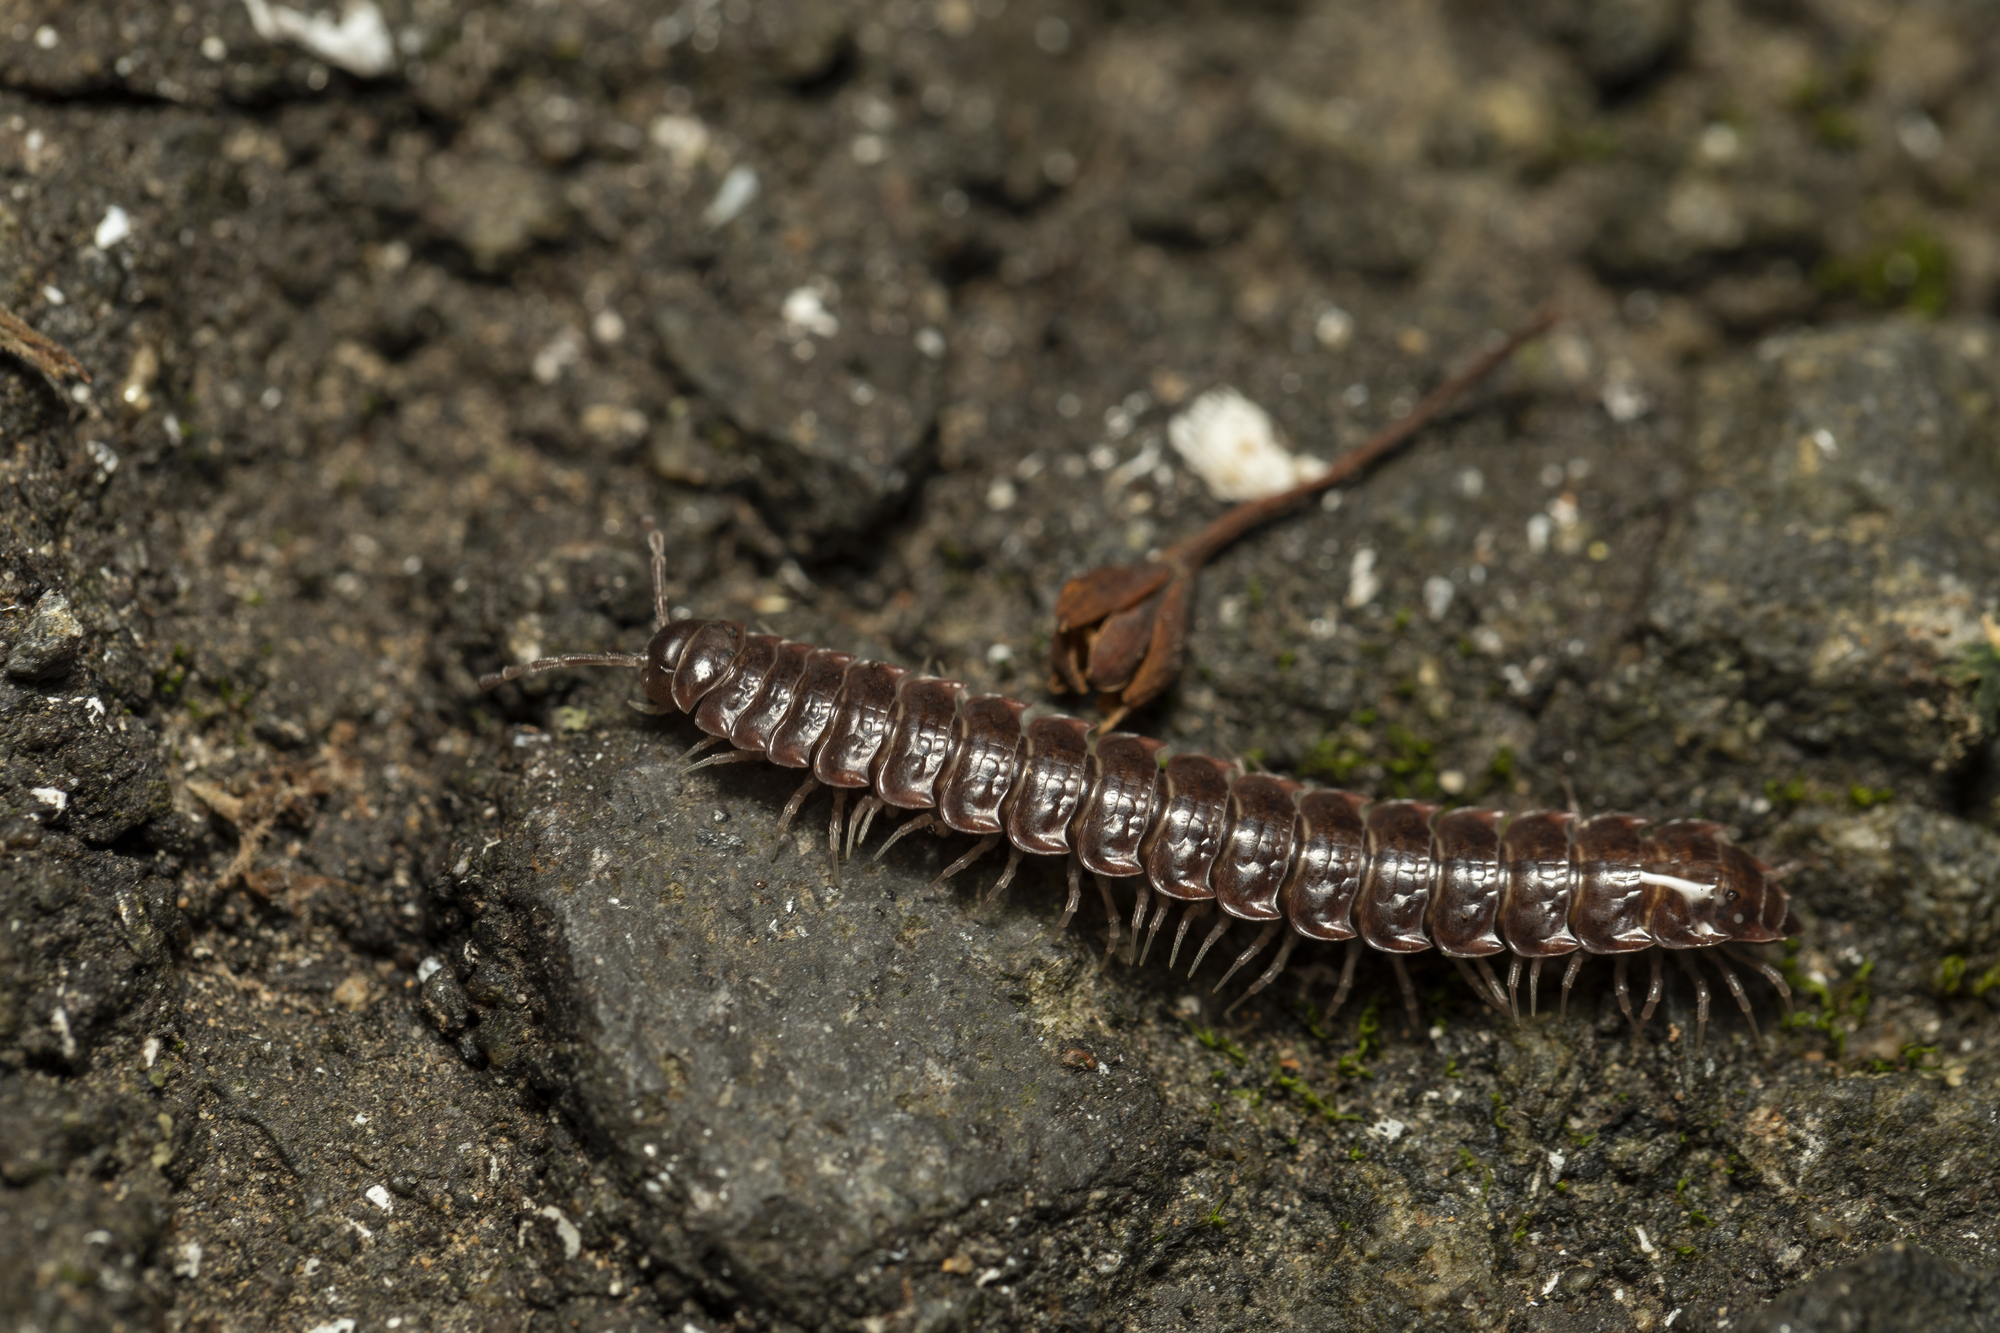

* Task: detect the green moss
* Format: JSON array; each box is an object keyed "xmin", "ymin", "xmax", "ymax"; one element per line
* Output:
[
  {"xmin": 1381, "ymin": 723, "xmax": 1439, "ymax": 798},
  {"xmin": 1781, "ymin": 944, "xmax": 1874, "ymax": 1059},
  {"xmin": 1274, "ymin": 1072, "xmax": 1360, "ymax": 1124},
  {"xmin": 1299, "ymin": 734, "xmax": 1366, "ymax": 784},
  {"xmin": 1185, "ymin": 1022, "xmax": 1248, "ymax": 1067},
  {"xmin": 1937, "ymin": 955, "xmax": 1968, "ymax": 996},
  {"xmin": 1947, "ymin": 636, "xmax": 2000, "ymax": 735},
  {"xmin": 1764, "ymin": 775, "xmax": 1809, "ymax": 807},
  {"xmin": 1816, "ymin": 228, "xmax": 1953, "ymax": 316},
  {"xmin": 1335, "ymin": 1000, "xmax": 1380, "ymax": 1081}
]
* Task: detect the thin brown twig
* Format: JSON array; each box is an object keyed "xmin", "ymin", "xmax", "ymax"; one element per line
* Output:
[
  {"xmin": 1170, "ymin": 305, "xmax": 1557, "ymax": 569},
  {"xmin": 0, "ymin": 303, "xmax": 89, "ymax": 386},
  {"xmin": 1049, "ymin": 307, "xmax": 1558, "ymax": 730}
]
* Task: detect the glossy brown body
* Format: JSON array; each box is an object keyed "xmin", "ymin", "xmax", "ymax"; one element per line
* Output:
[{"xmin": 643, "ymin": 618, "xmax": 1798, "ymax": 963}]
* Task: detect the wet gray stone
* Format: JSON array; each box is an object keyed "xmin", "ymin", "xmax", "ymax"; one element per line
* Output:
[
  {"xmin": 467, "ymin": 738, "xmax": 1164, "ymax": 1325},
  {"xmin": 420, "ymin": 962, "xmax": 472, "ymax": 1036},
  {"xmin": 0, "ymin": 841, "xmax": 181, "ymax": 1071},
  {"xmin": 0, "ymin": 675, "xmax": 170, "ymax": 845},
  {"xmin": 5, "ymin": 591, "xmax": 82, "ymax": 681},
  {"xmin": 1739, "ymin": 1243, "xmax": 2000, "ymax": 1333},
  {"xmin": 1775, "ymin": 805, "xmax": 2000, "ymax": 958},
  {"xmin": 652, "ymin": 270, "xmax": 942, "ymax": 551},
  {"xmin": 1585, "ymin": 321, "xmax": 2000, "ymax": 814}
]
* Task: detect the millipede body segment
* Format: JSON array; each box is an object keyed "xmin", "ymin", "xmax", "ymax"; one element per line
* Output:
[{"xmin": 483, "ymin": 532, "xmax": 1800, "ymax": 1043}]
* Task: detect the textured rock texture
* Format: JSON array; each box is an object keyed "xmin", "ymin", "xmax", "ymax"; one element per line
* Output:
[{"xmin": 3, "ymin": 2, "xmax": 1999, "ymax": 1331}]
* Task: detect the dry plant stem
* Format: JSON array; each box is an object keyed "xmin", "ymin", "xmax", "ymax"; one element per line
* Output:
[
  {"xmin": 1052, "ymin": 307, "xmax": 1556, "ymax": 728},
  {"xmin": 1168, "ymin": 306, "xmax": 1557, "ymax": 571},
  {"xmin": 0, "ymin": 304, "xmax": 89, "ymax": 386}
]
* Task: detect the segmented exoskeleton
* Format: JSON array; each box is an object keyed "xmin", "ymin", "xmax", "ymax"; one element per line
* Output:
[{"xmin": 483, "ymin": 530, "xmax": 1799, "ymax": 1043}]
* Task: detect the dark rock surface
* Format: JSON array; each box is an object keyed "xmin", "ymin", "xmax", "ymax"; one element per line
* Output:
[{"xmin": 3, "ymin": 2, "xmax": 2000, "ymax": 1331}]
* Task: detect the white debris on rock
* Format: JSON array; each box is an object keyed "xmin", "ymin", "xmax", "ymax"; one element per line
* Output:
[
  {"xmin": 1167, "ymin": 387, "xmax": 1326, "ymax": 502},
  {"xmin": 173, "ymin": 1240, "xmax": 203, "ymax": 1279},
  {"xmin": 1422, "ymin": 575, "xmax": 1455, "ymax": 620},
  {"xmin": 781, "ymin": 286, "xmax": 839, "ymax": 340},
  {"xmin": 703, "ymin": 165, "xmax": 759, "ymax": 228},
  {"xmin": 538, "ymin": 1204, "xmax": 582, "ymax": 1259},
  {"xmin": 241, "ymin": 0, "xmax": 395, "ymax": 77},
  {"xmin": 1345, "ymin": 548, "xmax": 1380, "ymax": 609},
  {"xmin": 1314, "ymin": 304, "xmax": 1354, "ymax": 350},
  {"xmin": 649, "ymin": 114, "xmax": 711, "ymax": 171},
  {"xmin": 94, "ymin": 206, "xmax": 132, "ymax": 249}
]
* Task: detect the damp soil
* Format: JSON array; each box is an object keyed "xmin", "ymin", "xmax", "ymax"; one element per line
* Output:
[{"xmin": 4, "ymin": 3, "xmax": 2000, "ymax": 1332}]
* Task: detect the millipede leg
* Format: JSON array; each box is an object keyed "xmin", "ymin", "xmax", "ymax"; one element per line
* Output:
[
  {"xmin": 848, "ymin": 795, "xmax": 885, "ymax": 860},
  {"xmin": 1639, "ymin": 951, "xmax": 1664, "ymax": 1025},
  {"xmin": 1505, "ymin": 955, "xmax": 1523, "ymax": 1021},
  {"xmin": 1614, "ymin": 956, "xmax": 1637, "ymax": 1031},
  {"xmin": 1139, "ymin": 898, "xmax": 1171, "ymax": 966},
  {"xmin": 1226, "ymin": 932, "xmax": 1298, "ymax": 1018},
  {"xmin": 931, "ymin": 834, "xmax": 997, "ymax": 890},
  {"xmin": 1708, "ymin": 950, "xmax": 1762, "ymax": 1046},
  {"xmin": 981, "ymin": 847, "xmax": 1025, "ymax": 911},
  {"xmin": 1094, "ymin": 874, "xmax": 1123, "ymax": 970},
  {"xmin": 771, "ymin": 776, "xmax": 820, "ymax": 860},
  {"xmin": 1187, "ymin": 916, "xmax": 1233, "ymax": 978},
  {"xmin": 1055, "ymin": 857, "xmax": 1083, "ymax": 934},
  {"xmin": 1723, "ymin": 946, "xmax": 1794, "ymax": 1019},
  {"xmin": 682, "ymin": 736, "xmax": 726, "ymax": 765},
  {"xmin": 1170, "ymin": 901, "xmax": 1213, "ymax": 972},
  {"xmin": 1130, "ymin": 881, "xmax": 1152, "ymax": 953},
  {"xmin": 872, "ymin": 811, "xmax": 936, "ymax": 862},
  {"xmin": 686, "ymin": 749, "xmax": 768, "ymax": 774},
  {"xmin": 1323, "ymin": 940, "xmax": 1362, "ymax": 1025},
  {"xmin": 1453, "ymin": 957, "xmax": 1506, "ymax": 1017},
  {"xmin": 1475, "ymin": 956, "xmax": 1511, "ymax": 1021},
  {"xmin": 1674, "ymin": 951, "xmax": 1711, "ymax": 1049},
  {"xmin": 1390, "ymin": 955, "xmax": 1422, "ymax": 1036},
  {"xmin": 1529, "ymin": 957, "xmax": 1544, "ymax": 1018},
  {"xmin": 1559, "ymin": 953, "xmax": 1585, "ymax": 1018},
  {"xmin": 826, "ymin": 790, "xmax": 847, "ymax": 888},
  {"xmin": 1214, "ymin": 923, "xmax": 1279, "ymax": 995}
]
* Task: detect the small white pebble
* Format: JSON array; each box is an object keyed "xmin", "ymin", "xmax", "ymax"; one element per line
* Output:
[
  {"xmin": 1422, "ymin": 575, "xmax": 1454, "ymax": 621},
  {"xmin": 94, "ymin": 205, "xmax": 132, "ymax": 249},
  {"xmin": 1168, "ymin": 387, "xmax": 1325, "ymax": 502},
  {"xmin": 703, "ymin": 164, "xmax": 759, "ymax": 228},
  {"xmin": 1314, "ymin": 305, "xmax": 1354, "ymax": 350},
  {"xmin": 1345, "ymin": 549, "xmax": 1379, "ymax": 609}
]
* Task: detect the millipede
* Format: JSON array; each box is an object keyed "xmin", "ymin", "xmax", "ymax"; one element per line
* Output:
[{"xmin": 481, "ymin": 526, "xmax": 1799, "ymax": 1047}]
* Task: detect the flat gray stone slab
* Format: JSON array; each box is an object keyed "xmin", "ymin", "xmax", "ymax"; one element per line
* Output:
[{"xmin": 473, "ymin": 729, "xmax": 1165, "ymax": 1323}]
